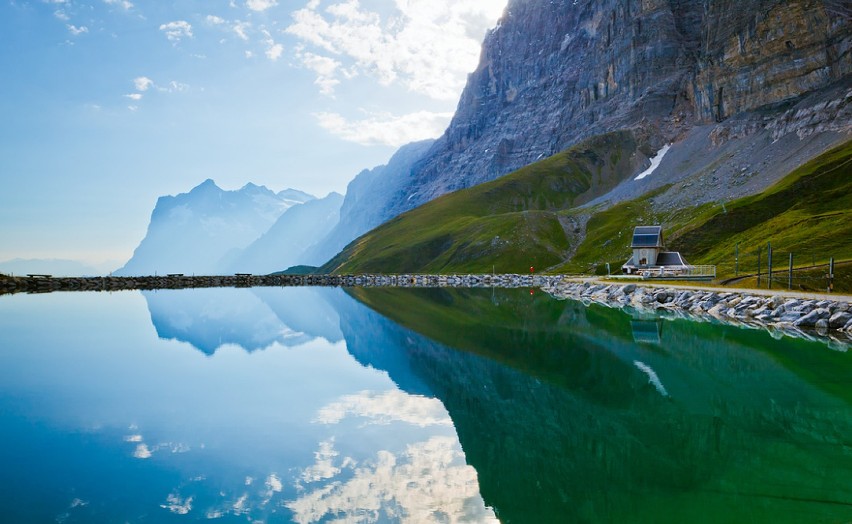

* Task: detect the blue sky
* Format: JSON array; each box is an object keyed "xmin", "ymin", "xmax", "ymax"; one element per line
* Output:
[{"xmin": 0, "ymin": 0, "xmax": 506, "ymax": 267}]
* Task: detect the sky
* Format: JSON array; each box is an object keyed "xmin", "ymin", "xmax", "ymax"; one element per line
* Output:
[{"xmin": 0, "ymin": 0, "xmax": 508, "ymax": 267}]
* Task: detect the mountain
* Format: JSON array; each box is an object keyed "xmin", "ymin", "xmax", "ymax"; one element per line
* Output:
[
  {"xmin": 226, "ymin": 192, "xmax": 343, "ymax": 274},
  {"xmin": 325, "ymin": 0, "xmax": 850, "ymax": 275},
  {"xmin": 303, "ymin": 140, "xmax": 435, "ymax": 265},
  {"xmin": 386, "ymin": 0, "xmax": 850, "ymax": 218},
  {"xmin": 115, "ymin": 180, "xmax": 314, "ymax": 276},
  {"xmin": 324, "ymin": 131, "xmax": 852, "ymax": 276},
  {"xmin": 321, "ymin": 131, "xmax": 646, "ymax": 274}
]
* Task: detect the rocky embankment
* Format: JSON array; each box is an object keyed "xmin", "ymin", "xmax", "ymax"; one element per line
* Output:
[
  {"xmin": 544, "ymin": 280, "xmax": 852, "ymax": 346},
  {"xmin": 0, "ymin": 273, "xmax": 562, "ymax": 295}
]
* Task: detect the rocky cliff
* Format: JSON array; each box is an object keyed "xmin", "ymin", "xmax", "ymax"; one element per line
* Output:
[
  {"xmin": 304, "ymin": 139, "xmax": 434, "ymax": 265},
  {"xmin": 390, "ymin": 0, "xmax": 851, "ymax": 217}
]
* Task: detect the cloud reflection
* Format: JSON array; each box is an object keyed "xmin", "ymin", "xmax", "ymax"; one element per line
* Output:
[
  {"xmin": 315, "ymin": 390, "xmax": 453, "ymax": 427},
  {"xmin": 288, "ymin": 436, "xmax": 497, "ymax": 523}
]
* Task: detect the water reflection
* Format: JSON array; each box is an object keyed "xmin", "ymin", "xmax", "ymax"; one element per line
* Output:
[
  {"xmin": 143, "ymin": 287, "xmax": 343, "ymax": 354},
  {"xmin": 348, "ymin": 287, "xmax": 852, "ymax": 523},
  {"xmin": 0, "ymin": 290, "xmax": 495, "ymax": 523},
  {"xmin": 2, "ymin": 287, "xmax": 852, "ymax": 523}
]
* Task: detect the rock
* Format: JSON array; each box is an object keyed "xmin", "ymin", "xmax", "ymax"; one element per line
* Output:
[
  {"xmin": 816, "ymin": 319, "xmax": 830, "ymax": 330},
  {"xmin": 829, "ymin": 312, "xmax": 852, "ymax": 329},
  {"xmin": 794, "ymin": 308, "xmax": 830, "ymax": 328},
  {"xmin": 622, "ymin": 284, "xmax": 637, "ymax": 294},
  {"xmin": 782, "ymin": 299, "xmax": 800, "ymax": 311},
  {"xmin": 770, "ymin": 306, "xmax": 786, "ymax": 318},
  {"xmin": 708, "ymin": 304, "xmax": 726, "ymax": 317}
]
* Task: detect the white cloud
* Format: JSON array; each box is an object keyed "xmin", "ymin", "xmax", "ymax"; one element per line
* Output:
[
  {"xmin": 66, "ymin": 24, "xmax": 88, "ymax": 36},
  {"xmin": 159, "ymin": 20, "xmax": 193, "ymax": 42},
  {"xmin": 296, "ymin": 49, "xmax": 342, "ymax": 96},
  {"xmin": 232, "ymin": 21, "xmax": 251, "ymax": 40},
  {"xmin": 314, "ymin": 110, "xmax": 452, "ymax": 147},
  {"xmin": 261, "ymin": 30, "xmax": 283, "ymax": 61},
  {"xmin": 266, "ymin": 42, "xmax": 284, "ymax": 60},
  {"xmin": 133, "ymin": 76, "xmax": 154, "ymax": 91},
  {"xmin": 247, "ymin": 0, "xmax": 277, "ymax": 11},
  {"xmin": 286, "ymin": 0, "xmax": 507, "ymax": 100},
  {"xmin": 124, "ymin": 93, "xmax": 143, "ymax": 100},
  {"xmin": 103, "ymin": 0, "xmax": 134, "ymax": 10},
  {"xmin": 53, "ymin": 10, "xmax": 69, "ymax": 20},
  {"xmin": 315, "ymin": 389, "xmax": 454, "ymax": 426},
  {"xmin": 206, "ymin": 14, "xmax": 225, "ymax": 25},
  {"xmin": 164, "ymin": 80, "xmax": 190, "ymax": 93}
]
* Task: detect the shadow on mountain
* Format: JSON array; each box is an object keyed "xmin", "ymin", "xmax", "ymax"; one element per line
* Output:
[
  {"xmin": 343, "ymin": 286, "xmax": 852, "ymax": 523},
  {"xmin": 143, "ymin": 287, "xmax": 343, "ymax": 355}
]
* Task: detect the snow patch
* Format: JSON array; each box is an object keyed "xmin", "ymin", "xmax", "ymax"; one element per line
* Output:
[{"xmin": 634, "ymin": 144, "xmax": 671, "ymax": 181}]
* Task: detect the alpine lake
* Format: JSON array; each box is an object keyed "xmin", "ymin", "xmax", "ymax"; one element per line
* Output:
[{"xmin": 2, "ymin": 285, "xmax": 851, "ymax": 523}]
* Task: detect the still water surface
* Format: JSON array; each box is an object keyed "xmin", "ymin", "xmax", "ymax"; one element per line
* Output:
[{"xmin": 1, "ymin": 287, "xmax": 851, "ymax": 523}]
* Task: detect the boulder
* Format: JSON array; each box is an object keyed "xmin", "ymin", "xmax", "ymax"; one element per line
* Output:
[
  {"xmin": 794, "ymin": 308, "xmax": 830, "ymax": 328},
  {"xmin": 829, "ymin": 312, "xmax": 852, "ymax": 329}
]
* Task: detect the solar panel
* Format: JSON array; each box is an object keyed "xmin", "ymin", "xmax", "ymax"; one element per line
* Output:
[{"xmin": 632, "ymin": 234, "xmax": 660, "ymax": 247}]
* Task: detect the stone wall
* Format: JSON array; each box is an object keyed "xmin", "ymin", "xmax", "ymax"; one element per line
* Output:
[{"xmin": 544, "ymin": 280, "xmax": 852, "ymax": 347}]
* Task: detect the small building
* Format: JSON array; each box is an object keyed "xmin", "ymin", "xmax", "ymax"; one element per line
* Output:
[{"xmin": 621, "ymin": 226, "xmax": 690, "ymax": 276}]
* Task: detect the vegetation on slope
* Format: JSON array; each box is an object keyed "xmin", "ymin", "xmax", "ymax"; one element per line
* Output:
[
  {"xmin": 553, "ymin": 138, "xmax": 852, "ymax": 278},
  {"xmin": 324, "ymin": 130, "xmax": 851, "ymax": 281},
  {"xmin": 321, "ymin": 131, "xmax": 644, "ymax": 274}
]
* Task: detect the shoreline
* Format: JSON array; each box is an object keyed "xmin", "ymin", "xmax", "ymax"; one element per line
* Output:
[
  {"xmin": 0, "ymin": 273, "xmax": 562, "ymax": 295},
  {"xmin": 4, "ymin": 272, "xmax": 851, "ymax": 345},
  {"xmin": 543, "ymin": 278, "xmax": 852, "ymax": 348}
]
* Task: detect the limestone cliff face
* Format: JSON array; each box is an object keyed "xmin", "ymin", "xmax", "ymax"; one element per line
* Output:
[{"xmin": 392, "ymin": 0, "xmax": 851, "ymax": 216}]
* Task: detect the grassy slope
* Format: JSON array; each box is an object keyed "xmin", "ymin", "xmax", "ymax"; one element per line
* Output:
[
  {"xmin": 553, "ymin": 138, "xmax": 852, "ymax": 276},
  {"xmin": 325, "ymin": 131, "xmax": 851, "ymax": 278},
  {"xmin": 321, "ymin": 131, "xmax": 642, "ymax": 274}
]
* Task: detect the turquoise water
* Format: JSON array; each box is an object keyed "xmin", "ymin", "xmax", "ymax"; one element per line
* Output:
[{"xmin": 1, "ymin": 287, "xmax": 851, "ymax": 523}]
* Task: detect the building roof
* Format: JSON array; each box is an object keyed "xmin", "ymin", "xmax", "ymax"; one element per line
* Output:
[{"xmin": 631, "ymin": 226, "xmax": 663, "ymax": 248}]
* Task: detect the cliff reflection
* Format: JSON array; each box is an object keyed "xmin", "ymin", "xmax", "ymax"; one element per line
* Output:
[{"xmin": 346, "ymin": 287, "xmax": 852, "ymax": 524}]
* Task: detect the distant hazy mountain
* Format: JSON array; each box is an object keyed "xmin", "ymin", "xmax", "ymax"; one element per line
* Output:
[
  {"xmin": 115, "ymin": 180, "xmax": 314, "ymax": 276},
  {"xmin": 304, "ymin": 140, "xmax": 435, "ymax": 265},
  {"xmin": 227, "ymin": 192, "xmax": 344, "ymax": 274},
  {"xmin": 0, "ymin": 258, "xmax": 106, "ymax": 277}
]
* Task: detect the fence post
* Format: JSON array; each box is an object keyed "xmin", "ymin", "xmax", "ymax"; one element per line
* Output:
[
  {"xmin": 757, "ymin": 247, "xmax": 762, "ymax": 287},
  {"xmin": 788, "ymin": 252, "xmax": 793, "ymax": 290},
  {"xmin": 767, "ymin": 242, "xmax": 772, "ymax": 289},
  {"xmin": 735, "ymin": 242, "xmax": 739, "ymax": 276},
  {"xmin": 829, "ymin": 257, "xmax": 835, "ymax": 293}
]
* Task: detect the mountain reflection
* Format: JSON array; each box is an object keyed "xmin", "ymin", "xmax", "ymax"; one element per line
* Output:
[
  {"xmin": 347, "ymin": 287, "xmax": 852, "ymax": 524},
  {"xmin": 143, "ymin": 287, "xmax": 343, "ymax": 354}
]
